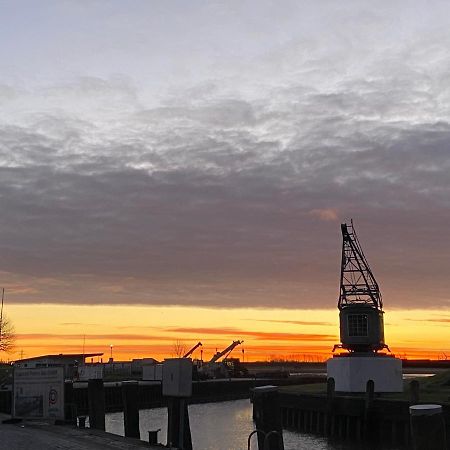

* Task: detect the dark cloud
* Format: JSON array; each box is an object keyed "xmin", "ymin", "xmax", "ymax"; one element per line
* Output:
[{"xmin": 2, "ymin": 26, "xmax": 450, "ymax": 312}]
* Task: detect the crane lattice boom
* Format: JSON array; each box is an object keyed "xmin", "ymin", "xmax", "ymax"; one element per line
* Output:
[{"xmin": 338, "ymin": 220, "xmax": 383, "ymax": 310}]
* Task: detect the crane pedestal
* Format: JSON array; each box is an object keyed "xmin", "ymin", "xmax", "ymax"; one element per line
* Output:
[{"xmin": 327, "ymin": 354, "xmax": 402, "ymax": 393}]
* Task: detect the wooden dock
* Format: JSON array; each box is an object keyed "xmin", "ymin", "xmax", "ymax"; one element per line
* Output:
[{"xmin": 278, "ymin": 374, "xmax": 450, "ymax": 448}]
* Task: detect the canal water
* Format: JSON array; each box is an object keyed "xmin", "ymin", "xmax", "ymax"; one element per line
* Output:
[{"xmin": 105, "ymin": 399, "xmax": 401, "ymax": 449}]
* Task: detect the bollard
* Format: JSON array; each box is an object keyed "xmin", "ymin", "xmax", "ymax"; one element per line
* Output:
[
  {"xmin": 325, "ymin": 377, "xmax": 335, "ymax": 436},
  {"xmin": 410, "ymin": 404, "xmax": 447, "ymax": 450},
  {"xmin": 326, "ymin": 377, "xmax": 335, "ymax": 402},
  {"xmin": 87, "ymin": 379, "xmax": 105, "ymax": 431},
  {"xmin": 122, "ymin": 381, "xmax": 140, "ymax": 439},
  {"xmin": 409, "ymin": 380, "xmax": 420, "ymax": 404},
  {"xmin": 252, "ymin": 385, "xmax": 284, "ymax": 450},
  {"xmin": 163, "ymin": 358, "xmax": 193, "ymax": 450},
  {"xmin": 363, "ymin": 379, "xmax": 375, "ymax": 441}
]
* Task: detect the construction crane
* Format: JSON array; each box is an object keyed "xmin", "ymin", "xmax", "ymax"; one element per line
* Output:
[
  {"xmin": 183, "ymin": 342, "xmax": 202, "ymax": 358},
  {"xmin": 197, "ymin": 340, "xmax": 243, "ymax": 379},
  {"xmin": 334, "ymin": 220, "xmax": 388, "ymax": 353},
  {"xmin": 208, "ymin": 340, "xmax": 243, "ymax": 364}
]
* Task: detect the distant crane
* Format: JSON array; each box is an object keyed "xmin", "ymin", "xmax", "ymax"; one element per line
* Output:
[
  {"xmin": 208, "ymin": 340, "xmax": 243, "ymax": 364},
  {"xmin": 183, "ymin": 342, "xmax": 202, "ymax": 358},
  {"xmin": 198, "ymin": 340, "xmax": 243, "ymax": 378}
]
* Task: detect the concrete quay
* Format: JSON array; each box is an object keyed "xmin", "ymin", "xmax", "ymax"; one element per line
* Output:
[{"xmin": 0, "ymin": 415, "xmax": 162, "ymax": 450}]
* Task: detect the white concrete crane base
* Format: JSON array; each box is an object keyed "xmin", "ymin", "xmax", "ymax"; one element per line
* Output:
[{"xmin": 326, "ymin": 356, "xmax": 403, "ymax": 393}]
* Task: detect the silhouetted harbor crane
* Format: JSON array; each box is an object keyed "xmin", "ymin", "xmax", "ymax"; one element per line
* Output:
[
  {"xmin": 334, "ymin": 220, "xmax": 389, "ymax": 353},
  {"xmin": 198, "ymin": 340, "xmax": 243, "ymax": 378},
  {"xmin": 183, "ymin": 342, "xmax": 202, "ymax": 358}
]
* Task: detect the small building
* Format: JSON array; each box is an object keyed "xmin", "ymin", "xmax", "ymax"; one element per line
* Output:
[
  {"xmin": 131, "ymin": 357, "xmax": 159, "ymax": 376},
  {"xmin": 14, "ymin": 353, "xmax": 103, "ymax": 379}
]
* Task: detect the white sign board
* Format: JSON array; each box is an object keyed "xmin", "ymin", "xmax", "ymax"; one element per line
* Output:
[
  {"xmin": 162, "ymin": 358, "xmax": 192, "ymax": 397},
  {"xmin": 13, "ymin": 367, "xmax": 65, "ymax": 420},
  {"xmin": 77, "ymin": 365, "xmax": 103, "ymax": 381}
]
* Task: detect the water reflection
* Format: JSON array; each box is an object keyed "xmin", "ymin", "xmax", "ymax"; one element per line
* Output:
[{"xmin": 105, "ymin": 399, "xmax": 400, "ymax": 450}]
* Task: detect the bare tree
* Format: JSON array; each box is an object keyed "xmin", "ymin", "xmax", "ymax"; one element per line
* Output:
[
  {"xmin": 0, "ymin": 315, "xmax": 15, "ymax": 353},
  {"xmin": 0, "ymin": 289, "xmax": 15, "ymax": 354},
  {"xmin": 173, "ymin": 340, "xmax": 186, "ymax": 358}
]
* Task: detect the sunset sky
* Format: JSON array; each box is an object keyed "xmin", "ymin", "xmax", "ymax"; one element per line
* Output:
[{"xmin": 1, "ymin": 1, "xmax": 450, "ymax": 362}]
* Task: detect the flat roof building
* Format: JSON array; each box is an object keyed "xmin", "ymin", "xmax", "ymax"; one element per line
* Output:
[{"xmin": 14, "ymin": 353, "xmax": 103, "ymax": 379}]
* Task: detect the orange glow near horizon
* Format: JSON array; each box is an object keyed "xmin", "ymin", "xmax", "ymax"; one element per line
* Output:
[{"xmin": 3, "ymin": 304, "xmax": 449, "ymax": 363}]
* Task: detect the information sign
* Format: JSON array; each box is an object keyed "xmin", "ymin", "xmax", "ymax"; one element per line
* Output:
[
  {"xmin": 77, "ymin": 365, "xmax": 103, "ymax": 381},
  {"xmin": 13, "ymin": 367, "xmax": 65, "ymax": 420}
]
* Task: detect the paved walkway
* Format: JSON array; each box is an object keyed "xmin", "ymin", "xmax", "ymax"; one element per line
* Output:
[{"xmin": 0, "ymin": 418, "xmax": 163, "ymax": 450}]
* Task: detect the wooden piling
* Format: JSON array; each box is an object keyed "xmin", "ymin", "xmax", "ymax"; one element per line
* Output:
[
  {"xmin": 87, "ymin": 379, "xmax": 105, "ymax": 431},
  {"xmin": 167, "ymin": 397, "xmax": 192, "ymax": 450},
  {"xmin": 410, "ymin": 404, "xmax": 447, "ymax": 450},
  {"xmin": 121, "ymin": 381, "xmax": 140, "ymax": 439},
  {"xmin": 252, "ymin": 385, "xmax": 284, "ymax": 450},
  {"xmin": 363, "ymin": 379, "xmax": 375, "ymax": 440},
  {"xmin": 410, "ymin": 380, "xmax": 420, "ymax": 404}
]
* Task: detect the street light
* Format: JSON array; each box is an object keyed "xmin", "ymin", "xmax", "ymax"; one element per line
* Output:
[{"xmin": 110, "ymin": 344, "xmax": 113, "ymax": 361}]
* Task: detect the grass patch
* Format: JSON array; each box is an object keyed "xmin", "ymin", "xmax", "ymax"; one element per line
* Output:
[{"xmin": 279, "ymin": 371, "xmax": 450, "ymax": 405}]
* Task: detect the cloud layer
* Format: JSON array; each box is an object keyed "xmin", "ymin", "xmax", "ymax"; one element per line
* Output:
[{"xmin": 1, "ymin": 2, "xmax": 450, "ymax": 309}]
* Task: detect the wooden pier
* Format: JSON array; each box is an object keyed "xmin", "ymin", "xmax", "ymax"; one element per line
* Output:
[
  {"xmin": 0, "ymin": 375, "xmax": 325, "ymax": 416},
  {"xmin": 280, "ymin": 391, "xmax": 414, "ymax": 446},
  {"xmin": 277, "ymin": 376, "xmax": 450, "ymax": 448}
]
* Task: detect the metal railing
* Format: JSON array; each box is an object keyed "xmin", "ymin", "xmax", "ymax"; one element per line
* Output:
[{"xmin": 247, "ymin": 429, "xmax": 283, "ymax": 450}]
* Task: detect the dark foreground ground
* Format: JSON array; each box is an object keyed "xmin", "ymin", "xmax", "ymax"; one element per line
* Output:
[{"xmin": 0, "ymin": 415, "xmax": 161, "ymax": 450}]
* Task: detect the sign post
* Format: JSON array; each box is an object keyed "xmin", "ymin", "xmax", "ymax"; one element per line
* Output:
[{"xmin": 163, "ymin": 358, "xmax": 193, "ymax": 450}]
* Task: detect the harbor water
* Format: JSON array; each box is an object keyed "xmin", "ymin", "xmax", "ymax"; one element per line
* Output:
[{"xmin": 105, "ymin": 399, "xmax": 402, "ymax": 449}]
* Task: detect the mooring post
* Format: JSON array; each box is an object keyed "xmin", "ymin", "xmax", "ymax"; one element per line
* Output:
[
  {"xmin": 325, "ymin": 377, "xmax": 335, "ymax": 436},
  {"xmin": 163, "ymin": 358, "xmax": 193, "ymax": 450},
  {"xmin": 363, "ymin": 379, "xmax": 375, "ymax": 441},
  {"xmin": 410, "ymin": 404, "xmax": 447, "ymax": 450},
  {"xmin": 252, "ymin": 385, "xmax": 284, "ymax": 450},
  {"xmin": 167, "ymin": 397, "xmax": 192, "ymax": 450},
  {"xmin": 409, "ymin": 380, "xmax": 420, "ymax": 404},
  {"xmin": 87, "ymin": 378, "xmax": 105, "ymax": 431},
  {"xmin": 122, "ymin": 380, "xmax": 140, "ymax": 438}
]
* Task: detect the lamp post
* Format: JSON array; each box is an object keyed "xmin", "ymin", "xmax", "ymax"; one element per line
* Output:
[{"xmin": 110, "ymin": 344, "xmax": 113, "ymax": 361}]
